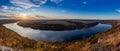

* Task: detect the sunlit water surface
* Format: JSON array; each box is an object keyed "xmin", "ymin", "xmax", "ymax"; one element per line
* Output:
[{"xmin": 3, "ymin": 22, "xmax": 112, "ymax": 42}]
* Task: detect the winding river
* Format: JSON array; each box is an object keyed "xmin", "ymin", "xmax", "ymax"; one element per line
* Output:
[{"xmin": 3, "ymin": 22, "xmax": 112, "ymax": 42}]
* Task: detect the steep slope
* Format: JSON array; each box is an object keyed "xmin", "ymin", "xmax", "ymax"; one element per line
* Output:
[
  {"xmin": 0, "ymin": 25, "xmax": 37, "ymax": 50},
  {"xmin": 80, "ymin": 25, "xmax": 120, "ymax": 51}
]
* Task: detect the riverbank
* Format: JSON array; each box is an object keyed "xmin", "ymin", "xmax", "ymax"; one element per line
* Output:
[
  {"xmin": 0, "ymin": 23, "xmax": 118, "ymax": 51},
  {"xmin": 0, "ymin": 20, "xmax": 120, "ymax": 51}
]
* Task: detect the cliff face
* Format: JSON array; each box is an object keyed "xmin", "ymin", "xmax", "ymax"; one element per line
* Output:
[{"xmin": 81, "ymin": 25, "xmax": 120, "ymax": 51}]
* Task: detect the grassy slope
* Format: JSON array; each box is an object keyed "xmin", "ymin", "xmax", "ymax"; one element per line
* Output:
[
  {"xmin": 86, "ymin": 25, "xmax": 120, "ymax": 51},
  {"xmin": 0, "ymin": 25, "xmax": 37, "ymax": 50},
  {"xmin": 0, "ymin": 24, "xmax": 120, "ymax": 51},
  {"xmin": 0, "ymin": 25, "xmax": 69, "ymax": 51}
]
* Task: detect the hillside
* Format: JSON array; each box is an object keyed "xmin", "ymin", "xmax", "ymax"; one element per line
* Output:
[
  {"xmin": 1, "ymin": 24, "xmax": 120, "ymax": 51},
  {"xmin": 82, "ymin": 25, "xmax": 120, "ymax": 51},
  {"xmin": 0, "ymin": 24, "xmax": 68, "ymax": 51},
  {"xmin": 0, "ymin": 24, "xmax": 79, "ymax": 51},
  {"xmin": 18, "ymin": 20, "xmax": 98, "ymax": 31},
  {"xmin": 0, "ymin": 25, "xmax": 36, "ymax": 50}
]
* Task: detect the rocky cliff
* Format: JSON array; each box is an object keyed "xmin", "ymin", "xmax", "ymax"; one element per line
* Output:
[{"xmin": 80, "ymin": 25, "xmax": 120, "ymax": 51}]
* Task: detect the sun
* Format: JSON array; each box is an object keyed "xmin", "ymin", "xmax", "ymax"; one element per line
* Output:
[
  {"xmin": 18, "ymin": 14, "xmax": 28, "ymax": 20},
  {"xmin": 21, "ymin": 14, "xmax": 27, "ymax": 19},
  {"xmin": 17, "ymin": 13, "xmax": 36, "ymax": 20}
]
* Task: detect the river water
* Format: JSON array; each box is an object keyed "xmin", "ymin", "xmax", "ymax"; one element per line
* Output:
[{"xmin": 3, "ymin": 22, "xmax": 112, "ymax": 42}]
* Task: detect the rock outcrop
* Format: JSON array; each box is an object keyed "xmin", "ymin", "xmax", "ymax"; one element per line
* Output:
[{"xmin": 81, "ymin": 25, "xmax": 120, "ymax": 51}]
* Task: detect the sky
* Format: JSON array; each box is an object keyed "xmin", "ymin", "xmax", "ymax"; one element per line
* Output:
[{"xmin": 0, "ymin": 0, "xmax": 120, "ymax": 19}]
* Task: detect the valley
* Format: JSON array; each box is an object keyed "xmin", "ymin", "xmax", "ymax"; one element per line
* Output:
[{"xmin": 0, "ymin": 19, "xmax": 120, "ymax": 51}]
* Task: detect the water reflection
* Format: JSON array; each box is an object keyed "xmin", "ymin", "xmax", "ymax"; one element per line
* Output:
[{"xmin": 3, "ymin": 23, "xmax": 112, "ymax": 42}]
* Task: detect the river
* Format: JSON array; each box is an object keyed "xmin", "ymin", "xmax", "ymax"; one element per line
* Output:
[{"xmin": 3, "ymin": 22, "xmax": 112, "ymax": 42}]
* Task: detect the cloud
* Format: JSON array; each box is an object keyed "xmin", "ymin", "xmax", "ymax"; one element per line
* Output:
[
  {"xmin": 10, "ymin": 0, "xmax": 48, "ymax": 9},
  {"xmin": 1, "ymin": 5, "xmax": 9, "ymax": 10},
  {"xmin": 0, "ymin": 14, "xmax": 16, "ymax": 18},
  {"xmin": 50, "ymin": 0, "xmax": 63, "ymax": 4},
  {"xmin": 0, "ymin": 5, "xmax": 23, "ymax": 13},
  {"xmin": 116, "ymin": 9, "xmax": 120, "ymax": 13},
  {"xmin": 9, "ymin": 7, "xmax": 23, "ymax": 11},
  {"xmin": 35, "ymin": 15, "xmax": 47, "ymax": 18},
  {"xmin": 0, "ymin": 5, "xmax": 11, "ymax": 13},
  {"xmin": 0, "ymin": 15, "xmax": 12, "ymax": 18},
  {"xmin": 10, "ymin": 0, "xmax": 64, "ymax": 9},
  {"xmin": 82, "ymin": 2, "xmax": 87, "ymax": 4},
  {"xmin": 31, "ymin": 0, "xmax": 47, "ymax": 5}
]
